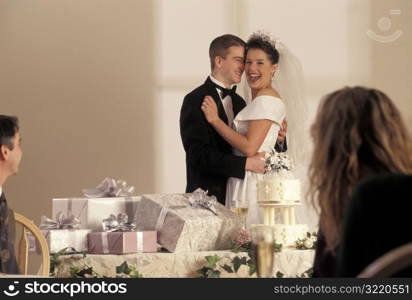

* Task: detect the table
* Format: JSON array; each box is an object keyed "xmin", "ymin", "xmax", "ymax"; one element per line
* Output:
[
  {"xmin": 0, "ymin": 273, "xmax": 47, "ymax": 278},
  {"xmin": 54, "ymin": 249, "xmax": 315, "ymax": 278}
]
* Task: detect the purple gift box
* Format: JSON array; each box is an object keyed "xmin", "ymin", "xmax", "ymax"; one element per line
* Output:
[{"xmin": 88, "ymin": 231, "xmax": 157, "ymax": 254}]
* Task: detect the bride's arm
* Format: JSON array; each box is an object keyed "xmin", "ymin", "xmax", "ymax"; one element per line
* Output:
[{"xmin": 201, "ymin": 96, "xmax": 272, "ymax": 157}]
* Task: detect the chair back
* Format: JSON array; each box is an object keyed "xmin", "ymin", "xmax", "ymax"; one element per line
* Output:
[
  {"xmin": 14, "ymin": 212, "xmax": 50, "ymax": 276},
  {"xmin": 358, "ymin": 243, "xmax": 412, "ymax": 277}
]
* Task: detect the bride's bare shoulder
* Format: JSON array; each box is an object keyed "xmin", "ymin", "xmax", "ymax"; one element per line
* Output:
[{"xmin": 256, "ymin": 88, "xmax": 281, "ymax": 98}]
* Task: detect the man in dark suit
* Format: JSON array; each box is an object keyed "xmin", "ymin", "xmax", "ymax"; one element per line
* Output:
[
  {"xmin": 180, "ymin": 34, "xmax": 286, "ymax": 205},
  {"xmin": 0, "ymin": 115, "xmax": 22, "ymax": 274}
]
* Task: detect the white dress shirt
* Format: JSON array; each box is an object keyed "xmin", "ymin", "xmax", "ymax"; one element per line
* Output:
[{"xmin": 209, "ymin": 75, "xmax": 235, "ymax": 127}]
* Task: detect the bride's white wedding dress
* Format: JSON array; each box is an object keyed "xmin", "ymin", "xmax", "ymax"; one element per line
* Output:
[{"xmin": 226, "ymin": 95, "xmax": 285, "ymax": 228}]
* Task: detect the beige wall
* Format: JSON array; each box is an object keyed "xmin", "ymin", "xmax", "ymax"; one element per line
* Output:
[
  {"xmin": 0, "ymin": 0, "xmax": 411, "ymax": 231},
  {"xmin": 370, "ymin": 0, "xmax": 412, "ymax": 125},
  {"xmin": 0, "ymin": 0, "xmax": 156, "ymax": 222},
  {"xmin": 156, "ymin": 0, "xmax": 412, "ymax": 230}
]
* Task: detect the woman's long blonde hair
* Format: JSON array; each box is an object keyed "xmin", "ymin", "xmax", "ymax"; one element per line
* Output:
[{"xmin": 309, "ymin": 86, "xmax": 412, "ymax": 252}]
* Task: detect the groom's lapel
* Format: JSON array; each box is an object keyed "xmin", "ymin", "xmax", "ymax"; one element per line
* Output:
[
  {"xmin": 232, "ymin": 93, "xmax": 245, "ymax": 117},
  {"xmin": 204, "ymin": 78, "xmax": 229, "ymax": 125}
]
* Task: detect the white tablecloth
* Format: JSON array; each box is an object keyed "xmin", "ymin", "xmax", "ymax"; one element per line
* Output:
[
  {"xmin": 55, "ymin": 249, "xmax": 315, "ymax": 278},
  {"xmin": 0, "ymin": 273, "xmax": 47, "ymax": 278}
]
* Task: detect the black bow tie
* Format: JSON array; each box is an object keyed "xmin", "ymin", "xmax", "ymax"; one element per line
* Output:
[{"xmin": 212, "ymin": 82, "xmax": 237, "ymax": 99}]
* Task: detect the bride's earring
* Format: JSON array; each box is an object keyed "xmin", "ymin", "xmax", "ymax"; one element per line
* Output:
[{"xmin": 271, "ymin": 72, "xmax": 275, "ymax": 80}]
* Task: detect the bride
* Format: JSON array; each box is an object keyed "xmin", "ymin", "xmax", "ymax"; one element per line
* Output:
[{"xmin": 201, "ymin": 31, "xmax": 306, "ymax": 228}]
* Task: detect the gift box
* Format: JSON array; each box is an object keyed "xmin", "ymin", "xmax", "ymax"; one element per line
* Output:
[
  {"xmin": 43, "ymin": 229, "xmax": 91, "ymax": 253},
  {"xmin": 87, "ymin": 231, "xmax": 157, "ymax": 254},
  {"xmin": 52, "ymin": 196, "xmax": 141, "ymax": 232},
  {"xmin": 137, "ymin": 192, "xmax": 243, "ymax": 252}
]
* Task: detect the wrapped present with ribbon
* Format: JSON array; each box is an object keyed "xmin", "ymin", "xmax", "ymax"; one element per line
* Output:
[
  {"xmin": 101, "ymin": 213, "xmax": 137, "ymax": 232},
  {"xmin": 137, "ymin": 189, "xmax": 243, "ymax": 252},
  {"xmin": 52, "ymin": 178, "xmax": 141, "ymax": 232},
  {"xmin": 32, "ymin": 212, "xmax": 91, "ymax": 253},
  {"xmin": 88, "ymin": 213, "xmax": 157, "ymax": 254},
  {"xmin": 81, "ymin": 177, "xmax": 135, "ymax": 198}
]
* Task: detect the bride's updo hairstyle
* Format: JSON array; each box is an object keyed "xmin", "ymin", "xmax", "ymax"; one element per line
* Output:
[{"xmin": 246, "ymin": 32, "xmax": 279, "ymax": 64}]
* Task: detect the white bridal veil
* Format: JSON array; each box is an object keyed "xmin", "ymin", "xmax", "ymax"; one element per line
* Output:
[
  {"xmin": 239, "ymin": 31, "xmax": 310, "ymax": 168},
  {"xmin": 238, "ymin": 31, "xmax": 316, "ymax": 230}
]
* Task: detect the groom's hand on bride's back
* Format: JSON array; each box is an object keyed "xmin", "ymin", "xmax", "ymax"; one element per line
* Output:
[
  {"xmin": 277, "ymin": 119, "xmax": 287, "ymax": 142},
  {"xmin": 245, "ymin": 152, "xmax": 266, "ymax": 174}
]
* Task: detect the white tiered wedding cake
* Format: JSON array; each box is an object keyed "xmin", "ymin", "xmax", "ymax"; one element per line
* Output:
[{"xmin": 257, "ymin": 152, "xmax": 309, "ymax": 248}]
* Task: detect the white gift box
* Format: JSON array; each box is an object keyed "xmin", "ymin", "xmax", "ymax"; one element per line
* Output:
[
  {"xmin": 137, "ymin": 193, "xmax": 243, "ymax": 252},
  {"xmin": 52, "ymin": 196, "xmax": 141, "ymax": 232},
  {"xmin": 40, "ymin": 229, "xmax": 91, "ymax": 253}
]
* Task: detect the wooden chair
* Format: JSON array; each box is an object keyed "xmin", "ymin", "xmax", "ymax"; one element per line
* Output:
[
  {"xmin": 358, "ymin": 243, "xmax": 412, "ymax": 278},
  {"xmin": 14, "ymin": 212, "xmax": 50, "ymax": 276}
]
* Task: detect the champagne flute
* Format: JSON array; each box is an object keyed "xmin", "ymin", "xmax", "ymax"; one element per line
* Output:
[
  {"xmin": 250, "ymin": 224, "xmax": 275, "ymax": 278},
  {"xmin": 232, "ymin": 207, "xmax": 248, "ymax": 228}
]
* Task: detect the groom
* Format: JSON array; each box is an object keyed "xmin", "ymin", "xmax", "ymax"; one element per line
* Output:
[{"xmin": 180, "ymin": 34, "xmax": 286, "ymax": 205}]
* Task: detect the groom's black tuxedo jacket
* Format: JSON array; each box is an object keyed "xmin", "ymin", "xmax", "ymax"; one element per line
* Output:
[{"xmin": 180, "ymin": 77, "xmax": 247, "ymax": 205}]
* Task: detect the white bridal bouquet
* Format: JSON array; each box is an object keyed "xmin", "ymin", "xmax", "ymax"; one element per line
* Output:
[{"xmin": 264, "ymin": 149, "xmax": 294, "ymax": 173}]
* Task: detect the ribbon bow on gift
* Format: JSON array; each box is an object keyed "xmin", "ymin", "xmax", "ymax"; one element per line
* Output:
[
  {"xmin": 82, "ymin": 177, "xmax": 135, "ymax": 198},
  {"xmin": 39, "ymin": 212, "xmax": 81, "ymax": 230},
  {"xmin": 102, "ymin": 213, "xmax": 136, "ymax": 232},
  {"xmin": 188, "ymin": 188, "xmax": 218, "ymax": 215}
]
